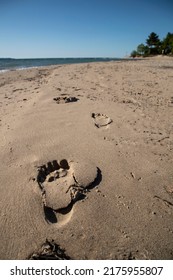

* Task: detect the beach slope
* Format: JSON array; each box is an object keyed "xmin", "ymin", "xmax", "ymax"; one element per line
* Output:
[{"xmin": 0, "ymin": 57, "xmax": 173, "ymax": 259}]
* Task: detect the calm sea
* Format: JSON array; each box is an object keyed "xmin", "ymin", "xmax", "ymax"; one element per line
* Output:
[{"xmin": 0, "ymin": 57, "xmax": 129, "ymax": 71}]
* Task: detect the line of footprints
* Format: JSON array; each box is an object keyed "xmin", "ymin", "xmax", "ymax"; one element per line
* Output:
[
  {"xmin": 36, "ymin": 96, "xmax": 112, "ymax": 225},
  {"xmin": 30, "ymin": 95, "xmax": 112, "ymax": 259},
  {"xmin": 53, "ymin": 95, "xmax": 113, "ymax": 128}
]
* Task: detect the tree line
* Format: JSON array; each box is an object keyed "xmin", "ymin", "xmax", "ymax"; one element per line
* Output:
[{"xmin": 131, "ymin": 32, "xmax": 173, "ymax": 57}]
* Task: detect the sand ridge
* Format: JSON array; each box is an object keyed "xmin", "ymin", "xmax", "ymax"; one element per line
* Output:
[{"xmin": 0, "ymin": 57, "xmax": 173, "ymax": 259}]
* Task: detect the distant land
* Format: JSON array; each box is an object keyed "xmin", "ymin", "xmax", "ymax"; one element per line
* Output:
[{"xmin": 131, "ymin": 32, "xmax": 173, "ymax": 57}]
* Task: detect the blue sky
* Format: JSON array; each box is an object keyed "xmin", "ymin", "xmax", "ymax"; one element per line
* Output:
[{"xmin": 0, "ymin": 0, "xmax": 173, "ymax": 58}]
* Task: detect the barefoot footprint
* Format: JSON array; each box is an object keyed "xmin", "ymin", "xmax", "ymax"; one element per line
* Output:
[
  {"xmin": 37, "ymin": 159, "xmax": 101, "ymax": 224},
  {"xmin": 91, "ymin": 113, "xmax": 113, "ymax": 128}
]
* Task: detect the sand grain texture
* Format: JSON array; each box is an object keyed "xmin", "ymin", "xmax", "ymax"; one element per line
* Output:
[{"xmin": 0, "ymin": 57, "xmax": 173, "ymax": 259}]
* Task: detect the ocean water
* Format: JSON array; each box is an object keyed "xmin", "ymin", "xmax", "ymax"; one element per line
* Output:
[{"xmin": 0, "ymin": 57, "xmax": 128, "ymax": 71}]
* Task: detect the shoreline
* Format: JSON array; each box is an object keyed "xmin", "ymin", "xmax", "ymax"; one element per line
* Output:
[
  {"xmin": 1, "ymin": 55, "xmax": 172, "ymax": 73},
  {"xmin": 0, "ymin": 57, "xmax": 173, "ymax": 259},
  {"xmin": 0, "ymin": 57, "xmax": 133, "ymax": 72}
]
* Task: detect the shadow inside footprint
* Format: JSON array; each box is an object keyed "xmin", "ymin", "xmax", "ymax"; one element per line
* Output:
[
  {"xmin": 53, "ymin": 96, "xmax": 79, "ymax": 104},
  {"xmin": 44, "ymin": 206, "xmax": 57, "ymax": 224},
  {"xmin": 37, "ymin": 160, "xmax": 101, "ymax": 224},
  {"xmin": 86, "ymin": 167, "xmax": 102, "ymax": 190},
  {"xmin": 91, "ymin": 113, "xmax": 113, "ymax": 128}
]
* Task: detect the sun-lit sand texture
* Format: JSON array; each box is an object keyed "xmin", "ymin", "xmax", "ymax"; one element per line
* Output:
[{"xmin": 0, "ymin": 56, "xmax": 173, "ymax": 259}]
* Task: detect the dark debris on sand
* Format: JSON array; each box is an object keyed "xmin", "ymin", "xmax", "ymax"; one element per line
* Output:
[{"xmin": 29, "ymin": 239, "xmax": 71, "ymax": 260}]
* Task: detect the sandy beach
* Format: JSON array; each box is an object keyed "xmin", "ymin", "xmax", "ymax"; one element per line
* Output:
[{"xmin": 0, "ymin": 56, "xmax": 173, "ymax": 260}]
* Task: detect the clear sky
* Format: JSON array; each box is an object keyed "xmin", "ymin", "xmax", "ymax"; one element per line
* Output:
[{"xmin": 0, "ymin": 0, "xmax": 173, "ymax": 58}]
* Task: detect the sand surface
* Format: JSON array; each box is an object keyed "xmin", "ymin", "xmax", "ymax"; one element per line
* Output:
[{"xmin": 0, "ymin": 56, "xmax": 173, "ymax": 260}]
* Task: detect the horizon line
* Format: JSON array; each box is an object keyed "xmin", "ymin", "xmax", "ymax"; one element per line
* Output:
[{"xmin": 0, "ymin": 56, "xmax": 124, "ymax": 59}]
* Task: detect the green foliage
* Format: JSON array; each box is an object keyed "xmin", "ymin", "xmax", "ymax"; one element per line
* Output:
[
  {"xmin": 137, "ymin": 44, "xmax": 146, "ymax": 55},
  {"xmin": 131, "ymin": 32, "xmax": 173, "ymax": 57},
  {"xmin": 137, "ymin": 44, "xmax": 150, "ymax": 56},
  {"xmin": 130, "ymin": 50, "xmax": 138, "ymax": 58},
  {"xmin": 162, "ymin": 32, "xmax": 173, "ymax": 54},
  {"xmin": 146, "ymin": 32, "xmax": 160, "ymax": 47},
  {"xmin": 146, "ymin": 32, "xmax": 161, "ymax": 55}
]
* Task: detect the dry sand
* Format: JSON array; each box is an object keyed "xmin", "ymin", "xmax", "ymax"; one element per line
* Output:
[{"xmin": 0, "ymin": 56, "xmax": 173, "ymax": 260}]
